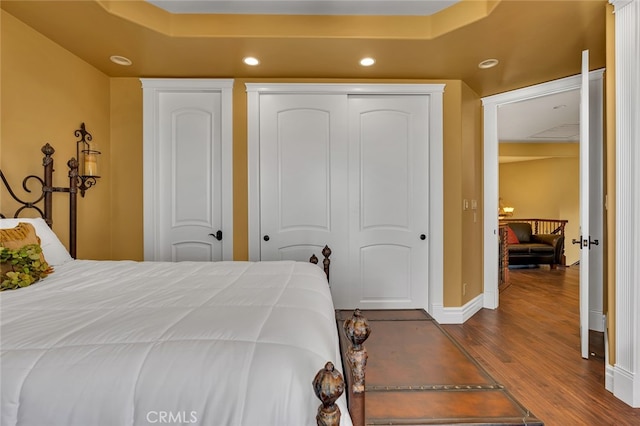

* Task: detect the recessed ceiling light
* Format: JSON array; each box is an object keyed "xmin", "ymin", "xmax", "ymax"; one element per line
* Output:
[
  {"xmin": 243, "ymin": 57, "xmax": 260, "ymax": 66},
  {"xmin": 109, "ymin": 55, "xmax": 132, "ymax": 66},
  {"xmin": 478, "ymin": 58, "xmax": 499, "ymax": 69},
  {"xmin": 360, "ymin": 57, "xmax": 375, "ymax": 67}
]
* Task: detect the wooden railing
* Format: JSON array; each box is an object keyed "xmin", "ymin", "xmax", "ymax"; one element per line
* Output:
[
  {"xmin": 498, "ymin": 225, "xmax": 510, "ymax": 290},
  {"xmin": 500, "ymin": 218, "xmax": 568, "ymax": 237}
]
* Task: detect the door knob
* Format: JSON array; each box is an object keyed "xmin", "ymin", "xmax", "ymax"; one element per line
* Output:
[
  {"xmin": 420, "ymin": 234, "xmax": 426, "ymax": 240},
  {"xmin": 573, "ymin": 236, "xmax": 599, "ymax": 249},
  {"xmin": 209, "ymin": 230, "xmax": 223, "ymax": 241},
  {"xmin": 263, "ymin": 235, "xmax": 270, "ymax": 241}
]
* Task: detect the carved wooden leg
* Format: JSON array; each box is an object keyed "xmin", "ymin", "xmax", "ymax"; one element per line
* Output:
[
  {"xmin": 343, "ymin": 309, "xmax": 370, "ymax": 426},
  {"xmin": 313, "ymin": 362, "xmax": 345, "ymax": 426}
]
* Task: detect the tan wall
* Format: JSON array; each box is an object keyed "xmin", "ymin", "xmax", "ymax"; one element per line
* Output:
[
  {"xmin": 442, "ymin": 82, "xmax": 463, "ymax": 305},
  {"xmin": 1, "ymin": 10, "xmax": 111, "ymax": 260},
  {"xmin": 110, "ymin": 78, "xmax": 144, "ymax": 260},
  {"xmin": 440, "ymin": 81, "xmax": 484, "ymax": 306},
  {"xmin": 499, "ymin": 143, "xmax": 580, "ymax": 265},
  {"xmin": 2, "ymin": 12, "xmax": 484, "ymax": 308},
  {"xmin": 460, "ymin": 83, "xmax": 483, "ymax": 305}
]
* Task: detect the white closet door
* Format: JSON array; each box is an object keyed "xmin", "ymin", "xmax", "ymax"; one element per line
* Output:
[
  {"xmin": 259, "ymin": 94, "xmax": 350, "ymax": 298},
  {"xmin": 348, "ymin": 95, "xmax": 430, "ymax": 308},
  {"xmin": 254, "ymin": 88, "xmax": 435, "ymax": 309},
  {"xmin": 156, "ymin": 91, "xmax": 223, "ymax": 261}
]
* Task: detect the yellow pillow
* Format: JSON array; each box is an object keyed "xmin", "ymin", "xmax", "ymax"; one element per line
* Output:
[{"xmin": 1, "ymin": 222, "xmax": 52, "ymax": 290}]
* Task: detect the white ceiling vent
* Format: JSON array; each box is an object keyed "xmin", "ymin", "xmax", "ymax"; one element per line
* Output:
[{"xmin": 529, "ymin": 124, "xmax": 580, "ymax": 140}]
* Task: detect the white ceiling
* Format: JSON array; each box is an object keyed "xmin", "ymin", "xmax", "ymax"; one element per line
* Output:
[
  {"xmin": 498, "ymin": 89, "xmax": 580, "ymax": 143},
  {"xmin": 146, "ymin": 0, "xmax": 461, "ymax": 16}
]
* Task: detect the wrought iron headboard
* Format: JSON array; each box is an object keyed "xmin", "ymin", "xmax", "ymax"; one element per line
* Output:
[{"xmin": 0, "ymin": 144, "xmax": 79, "ymax": 258}]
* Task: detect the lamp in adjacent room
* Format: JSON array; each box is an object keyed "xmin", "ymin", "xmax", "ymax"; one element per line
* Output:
[
  {"xmin": 75, "ymin": 122, "xmax": 100, "ymax": 197},
  {"xmin": 501, "ymin": 206, "xmax": 514, "ymax": 216},
  {"xmin": 498, "ymin": 198, "xmax": 514, "ymax": 219}
]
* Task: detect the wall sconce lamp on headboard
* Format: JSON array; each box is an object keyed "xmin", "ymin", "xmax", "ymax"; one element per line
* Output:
[
  {"xmin": 0, "ymin": 122, "xmax": 100, "ymax": 257},
  {"xmin": 75, "ymin": 123, "xmax": 100, "ymax": 197}
]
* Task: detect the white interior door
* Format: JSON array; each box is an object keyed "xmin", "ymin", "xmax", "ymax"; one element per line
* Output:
[
  {"xmin": 157, "ymin": 91, "xmax": 224, "ymax": 261},
  {"xmin": 578, "ymin": 50, "xmax": 606, "ymax": 356},
  {"xmin": 579, "ymin": 50, "xmax": 590, "ymax": 359},
  {"xmin": 142, "ymin": 79, "xmax": 234, "ymax": 263},
  {"xmin": 587, "ymin": 67, "xmax": 605, "ymax": 336},
  {"xmin": 250, "ymin": 84, "xmax": 443, "ymax": 311},
  {"xmin": 348, "ymin": 95, "xmax": 430, "ymax": 309},
  {"xmin": 258, "ymin": 94, "xmax": 350, "ymax": 301}
]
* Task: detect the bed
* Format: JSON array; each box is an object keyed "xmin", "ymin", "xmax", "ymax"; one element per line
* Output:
[{"xmin": 0, "ymin": 145, "xmax": 369, "ymax": 426}]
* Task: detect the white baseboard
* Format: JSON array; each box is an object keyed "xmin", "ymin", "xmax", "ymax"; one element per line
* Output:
[
  {"xmin": 612, "ymin": 364, "xmax": 639, "ymax": 408},
  {"xmin": 482, "ymin": 288, "xmax": 498, "ymax": 310},
  {"xmin": 431, "ymin": 294, "xmax": 484, "ymax": 324},
  {"xmin": 605, "ymin": 364, "xmax": 615, "ymax": 393}
]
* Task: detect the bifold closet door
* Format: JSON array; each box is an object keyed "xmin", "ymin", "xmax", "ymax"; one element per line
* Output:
[
  {"xmin": 258, "ymin": 94, "xmax": 349, "ymax": 280},
  {"xmin": 348, "ymin": 95, "xmax": 430, "ymax": 309}
]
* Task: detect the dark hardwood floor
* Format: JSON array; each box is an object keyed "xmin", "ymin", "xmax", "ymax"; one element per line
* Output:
[{"xmin": 443, "ymin": 266, "xmax": 640, "ymax": 425}]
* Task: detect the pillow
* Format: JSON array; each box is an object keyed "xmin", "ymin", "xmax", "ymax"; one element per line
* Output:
[
  {"xmin": 0, "ymin": 222, "xmax": 47, "ymax": 263},
  {"xmin": 506, "ymin": 226, "xmax": 520, "ymax": 244},
  {"xmin": 0, "ymin": 218, "xmax": 73, "ymax": 266},
  {"xmin": 1, "ymin": 222, "xmax": 52, "ymax": 290}
]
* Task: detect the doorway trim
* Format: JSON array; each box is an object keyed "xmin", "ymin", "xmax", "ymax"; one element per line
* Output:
[
  {"xmin": 141, "ymin": 78, "xmax": 235, "ymax": 261},
  {"xmin": 610, "ymin": 0, "xmax": 640, "ymax": 407},
  {"xmin": 481, "ymin": 70, "xmax": 603, "ymax": 309},
  {"xmin": 245, "ymin": 83, "xmax": 445, "ymax": 316}
]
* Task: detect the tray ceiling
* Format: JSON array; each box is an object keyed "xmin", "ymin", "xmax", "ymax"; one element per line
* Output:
[{"xmin": 145, "ymin": 0, "xmax": 461, "ymax": 16}]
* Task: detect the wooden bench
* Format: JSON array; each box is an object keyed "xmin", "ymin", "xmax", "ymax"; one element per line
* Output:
[{"xmin": 333, "ymin": 309, "xmax": 543, "ymax": 425}]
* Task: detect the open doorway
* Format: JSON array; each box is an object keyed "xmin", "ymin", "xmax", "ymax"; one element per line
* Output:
[
  {"xmin": 497, "ymin": 90, "xmax": 581, "ymax": 269},
  {"xmin": 482, "ymin": 70, "xmax": 605, "ymax": 348}
]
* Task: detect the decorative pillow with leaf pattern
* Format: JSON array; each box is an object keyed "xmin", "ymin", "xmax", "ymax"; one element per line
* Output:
[{"xmin": 0, "ymin": 223, "xmax": 53, "ymax": 291}]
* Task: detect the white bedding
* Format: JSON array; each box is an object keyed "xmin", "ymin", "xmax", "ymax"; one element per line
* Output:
[{"xmin": 0, "ymin": 260, "xmax": 351, "ymax": 426}]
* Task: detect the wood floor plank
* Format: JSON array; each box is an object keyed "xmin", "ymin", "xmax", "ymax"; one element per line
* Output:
[{"xmin": 443, "ymin": 266, "xmax": 640, "ymax": 425}]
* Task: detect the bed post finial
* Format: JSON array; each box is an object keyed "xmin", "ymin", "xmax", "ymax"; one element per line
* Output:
[
  {"xmin": 67, "ymin": 157, "xmax": 79, "ymax": 259},
  {"xmin": 313, "ymin": 361, "xmax": 344, "ymax": 426},
  {"xmin": 343, "ymin": 309, "xmax": 370, "ymax": 426},
  {"xmin": 309, "ymin": 245, "xmax": 332, "ymax": 282},
  {"xmin": 42, "ymin": 142, "xmax": 55, "ymax": 158},
  {"xmin": 42, "ymin": 143, "xmax": 55, "ymax": 228},
  {"xmin": 343, "ymin": 309, "xmax": 370, "ymax": 391},
  {"xmin": 322, "ymin": 245, "xmax": 331, "ymax": 282}
]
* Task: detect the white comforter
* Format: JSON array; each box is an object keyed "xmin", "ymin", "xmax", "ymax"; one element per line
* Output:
[{"xmin": 0, "ymin": 260, "xmax": 351, "ymax": 426}]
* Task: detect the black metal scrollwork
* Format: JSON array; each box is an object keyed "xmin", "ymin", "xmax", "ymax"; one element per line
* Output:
[{"xmin": 0, "ymin": 166, "xmax": 47, "ymax": 219}]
